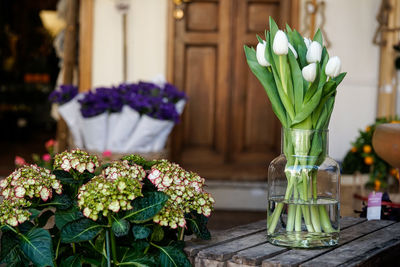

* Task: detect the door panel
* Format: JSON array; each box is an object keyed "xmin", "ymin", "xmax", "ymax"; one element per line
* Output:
[{"xmin": 170, "ymin": 0, "xmax": 297, "ymax": 180}]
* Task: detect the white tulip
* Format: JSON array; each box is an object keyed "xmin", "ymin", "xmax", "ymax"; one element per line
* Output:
[
  {"xmin": 325, "ymin": 56, "xmax": 341, "ymax": 78},
  {"xmin": 304, "ymin": 37, "xmax": 312, "ymax": 49},
  {"xmin": 273, "ymin": 30, "xmax": 289, "ymax": 55},
  {"xmin": 256, "ymin": 41, "xmax": 271, "ymax": 67},
  {"xmin": 288, "ymin": 43, "xmax": 298, "ymax": 58},
  {"xmin": 302, "ymin": 63, "xmax": 317, "ymax": 82},
  {"xmin": 306, "ymin": 41, "xmax": 322, "ymax": 63}
]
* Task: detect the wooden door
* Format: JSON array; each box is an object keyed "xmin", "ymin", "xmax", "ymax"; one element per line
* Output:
[{"xmin": 169, "ymin": 0, "xmax": 298, "ymax": 180}]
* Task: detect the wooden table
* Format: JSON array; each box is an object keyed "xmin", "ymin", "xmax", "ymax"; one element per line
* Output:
[{"xmin": 185, "ymin": 217, "xmax": 400, "ymax": 267}]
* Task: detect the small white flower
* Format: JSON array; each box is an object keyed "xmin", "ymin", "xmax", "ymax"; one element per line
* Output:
[
  {"xmin": 256, "ymin": 41, "xmax": 271, "ymax": 67},
  {"xmin": 7, "ymin": 217, "xmax": 18, "ymax": 227},
  {"xmin": 61, "ymin": 159, "xmax": 71, "ymax": 171},
  {"xmin": 108, "ymin": 200, "xmax": 120, "ymax": 213},
  {"xmin": 83, "ymin": 207, "xmax": 92, "ymax": 217},
  {"xmin": 40, "ymin": 187, "xmax": 51, "ymax": 201},
  {"xmin": 306, "ymin": 41, "xmax": 322, "ymax": 63},
  {"xmin": 15, "ymin": 186, "xmax": 26, "ymax": 198},
  {"xmin": 302, "ymin": 63, "xmax": 317, "ymax": 82},
  {"xmin": 325, "ymin": 56, "xmax": 342, "ymax": 78},
  {"xmin": 273, "ymin": 30, "xmax": 289, "ymax": 55}
]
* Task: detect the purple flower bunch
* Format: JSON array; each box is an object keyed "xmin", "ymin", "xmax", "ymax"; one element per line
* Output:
[
  {"xmin": 79, "ymin": 82, "xmax": 186, "ymax": 122},
  {"xmin": 49, "ymin": 85, "xmax": 78, "ymax": 105}
]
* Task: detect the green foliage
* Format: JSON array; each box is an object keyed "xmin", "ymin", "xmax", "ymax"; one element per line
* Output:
[
  {"xmin": 123, "ymin": 191, "xmax": 169, "ymax": 223},
  {"xmin": 61, "ymin": 218, "xmax": 103, "ymax": 243},
  {"xmin": 0, "ymin": 151, "xmax": 214, "ymax": 266},
  {"xmin": 157, "ymin": 245, "xmax": 192, "ymax": 267},
  {"xmin": 132, "ymin": 225, "xmax": 152, "ymax": 240},
  {"xmin": 342, "ymin": 117, "xmax": 400, "ymax": 189},
  {"xmin": 20, "ymin": 228, "xmax": 54, "ymax": 267},
  {"xmin": 60, "ymin": 255, "xmax": 82, "ymax": 267},
  {"xmin": 112, "ymin": 217, "xmax": 130, "ymax": 237}
]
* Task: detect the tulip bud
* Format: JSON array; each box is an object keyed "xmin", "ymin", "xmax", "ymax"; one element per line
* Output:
[
  {"xmin": 256, "ymin": 41, "xmax": 271, "ymax": 67},
  {"xmin": 302, "ymin": 63, "xmax": 317, "ymax": 82},
  {"xmin": 325, "ymin": 56, "xmax": 341, "ymax": 78},
  {"xmin": 273, "ymin": 30, "xmax": 288, "ymax": 55},
  {"xmin": 306, "ymin": 41, "xmax": 322, "ymax": 63},
  {"xmin": 304, "ymin": 37, "xmax": 312, "ymax": 49},
  {"xmin": 288, "ymin": 43, "xmax": 298, "ymax": 58}
]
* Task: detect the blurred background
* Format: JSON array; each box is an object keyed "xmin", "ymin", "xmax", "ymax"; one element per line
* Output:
[{"xmin": 1, "ymin": 0, "xmax": 399, "ymax": 229}]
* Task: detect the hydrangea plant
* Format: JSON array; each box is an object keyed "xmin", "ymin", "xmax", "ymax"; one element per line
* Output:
[{"xmin": 0, "ymin": 151, "xmax": 213, "ymax": 267}]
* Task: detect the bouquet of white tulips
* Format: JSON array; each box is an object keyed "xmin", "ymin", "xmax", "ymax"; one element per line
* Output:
[{"xmin": 245, "ymin": 18, "xmax": 346, "ymax": 239}]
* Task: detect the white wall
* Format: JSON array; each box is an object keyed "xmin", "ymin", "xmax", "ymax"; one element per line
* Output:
[
  {"xmin": 92, "ymin": 0, "xmax": 167, "ymax": 88},
  {"xmin": 300, "ymin": 0, "xmax": 381, "ymax": 161}
]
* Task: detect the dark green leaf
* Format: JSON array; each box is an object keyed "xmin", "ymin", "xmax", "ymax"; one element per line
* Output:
[
  {"xmin": 61, "ymin": 218, "xmax": 103, "ymax": 243},
  {"xmin": 112, "ymin": 217, "xmax": 130, "ymax": 237},
  {"xmin": 18, "ymin": 221, "xmax": 34, "ymax": 234},
  {"xmin": 47, "ymin": 194, "xmax": 72, "ymax": 210},
  {"xmin": 158, "ymin": 246, "xmax": 191, "ymax": 267},
  {"xmin": 0, "ymin": 231, "xmax": 20, "ymax": 263},
  {"xmin": 53, "ymin": 169, "xmax": 77, "ymax": 184},
  {"xmin": 55, "ymin": 207, "xmax": 83, "ymax": 230},
  {"xmin": 118, "ymin": 247, "xmax": 157, "ymax": 267},
  {"xmin": 187, "ymin": 213, "xmax": 211, "ymax": 240},
  {"xmin": 38, "ymin": 210, "xmax": 54, "ymax": 228},
  {"xmin": 123, "ymin": 192, "xmax": 169, "ymax": 223},
  {"xmin": 60, "ymin": 255, "xmax": 82, "ymax": 267},
  {"xmin": 150, "ymin": 224, "xmax": 164, "ymax": 242},
  {"xmin": 132, "ymin": 225, "xmax": 151, "ymax": 240},
  {"xmin": 19, "ymin": 228, "xmax": 54, "ymax": 267}
]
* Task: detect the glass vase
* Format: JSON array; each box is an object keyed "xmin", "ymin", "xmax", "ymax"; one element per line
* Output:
[{"xmin": 267, "ymin": 128, "xmax": 340, "ymax": 248}]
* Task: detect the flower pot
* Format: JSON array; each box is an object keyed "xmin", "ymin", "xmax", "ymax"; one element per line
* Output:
[{"xmin": 267, "ymin": 128, "xmax": 340, "ymax": 248}]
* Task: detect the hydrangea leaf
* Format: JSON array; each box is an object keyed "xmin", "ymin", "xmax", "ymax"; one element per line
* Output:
[
  {"xmin": 118, "ymin": 247, "xmax": 157, "ymax": 267},
  {"xmin": 132, "ymin": 225, "xmax": 152, "ymax": 240},
  {"xmin": 19, "ymin": 228, "xmax": 54, "ymax": 267},
  {"xmin": 123, "ymin": 192, "xmax": 169, "ymax": 223},
  {"xmin": 44, "ymin": 194, "xmax": 72, "ymax": 210},
  {"xmin": 53, "ymin": 170, "xmax": 78, "ymax": 184},
  {"xmin": 111, "ymin": 217, "xmax": 130, "ymax": 237},
  {"xmin": 60, "ymin": 255, "xmax": 82, "ymax": 267},
  {"xmin": 158, "ymin": 245, "xmax": 191, "ymax": 267},
  {"xmin": 187, "ymin": 213, "xmax": 211, "ymax": 240},
  {"xmin": 60, "ymin": 218, "xmax": 103, "ymax": 243},
  {"xmin": 55, "ymin": 207, "xmax": 83, "ymax": 230}
]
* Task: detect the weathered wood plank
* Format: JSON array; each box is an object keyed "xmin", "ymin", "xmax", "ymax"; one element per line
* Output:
[
  {"xmin": 197, "ymin": 231, "xmax": 268, "ymax": 261},
  {"xmin": 185, "ymin": 219, "xmax": 266, "ymax": 257},
  {"xmin": 232, "ymin": 243, "xmax": 288, "ymax": 266},
  {"xmin": 195, "ymin": 257, "xmax": 226, "ymax": 267},
  {"xmin": 300, "ymin": 222, "xmax": 400, "ymax": 267},
  {"xmin": 262, "ymin": 219, "xmax": 394, "ymax": 267},
  {"xmin": 230, "ymin": 217, "xmax": 365, "ymax": 266}
]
